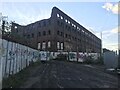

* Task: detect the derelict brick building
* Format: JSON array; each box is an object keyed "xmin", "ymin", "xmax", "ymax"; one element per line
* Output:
[{"xmin": 11, "ymin": 7, "xmax": 101, "ymax": 53}]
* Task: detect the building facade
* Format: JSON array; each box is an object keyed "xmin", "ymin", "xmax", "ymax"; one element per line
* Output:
[{"xmin": 11, "ymin": 7, "xmax": 101, "ymax": 53}]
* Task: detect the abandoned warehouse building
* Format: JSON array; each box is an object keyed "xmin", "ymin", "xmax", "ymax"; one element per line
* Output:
[{"xmin": 11, "ymin": 7, "xmax": 101, "ymax": 53}]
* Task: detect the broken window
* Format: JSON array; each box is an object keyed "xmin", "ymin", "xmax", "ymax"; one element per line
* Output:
[
  {"xmin": 43, "ymin": 31, "xmax": 46, "ymax": 36},
  {"xmin": 57, "ymin": 42, "xmax": 60, "ymax": 49},
  {"xmin": 57, "ymin": 31, "xmax": 60, "ymax": 35},
  {"xmin": 61, "ymin": 42, "xmax": 63, "ymax": 50},
  {"xmin": 48, "ymin": 41, "xmax": 51, "ymax": 48},
  {"xmin": 57, "ymin": 14, "xmax": 60, "ymax": 18},
  {"xmin": 42, "ymin": 42, "xmax": 46, "ymax": 49},
  {"xmin": 57, "ymin": 20, "xmax": 60, "ymax": 25},
  {"xmin": 48, "ymin": 30, "xmax": 51, "ymax": 35},
  {"xmin": 60, "ymin": 16, "xmax": 63, "ymax": 20},
  {"xmin": 38, "ymin": 42, "xmax": 41, "ymax": 49},
  {"xmin": 38, "ymin": 32, "xmax": 41, "ymax": 37},
  {"xmin": 31, "ymin": 33, "xmax": 34, "ymax": 38}
]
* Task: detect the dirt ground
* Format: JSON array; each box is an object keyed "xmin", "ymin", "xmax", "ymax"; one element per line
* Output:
[{"xmin": 19, "ymin": 60, "xmax": 119, "ymax": 88}]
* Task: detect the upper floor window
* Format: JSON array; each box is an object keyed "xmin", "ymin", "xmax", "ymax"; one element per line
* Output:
[
  {"xmin": 43, "ymin": 31, "xmax": 46, "ymax": 36},
  {"xmin": 57, "ymin": 14, "xmax": 60, "ymax": 18},
  {"xmin": 57, "ymin": 31, "xmax": 60, "ymax": 35},
  {"xmin": 57, "ymin": 20, "xmax": 60, "ymax": 25},
  {"xmin": 60, "ymin": 32, "xmax": 63, "ymax": 37},
  {"xmin": 68, "ymin": 21, "xmax": 70, "ymax": 24},
  {"xmin": 31, "ymin": 33, "xmax": 34, "ymax": 38},
  {"xmin": 68, "ymin": 35, "xmax": 71, "ymax": 39},
  {"xmin": 60, "ymin": 16, "xmax": 63, "ymax": 20},
  {"xmin": 43, "ymin": 21, "xmax": 46, "ymax": 27},
  {"xmin": 38, "ymin": 32, "xmax": 41, "ymax": 37},
  {"xmin": 65, "ymin": 34, "xmax": 68, "ymax": 38},
  {"xmin": 65, "ymin": 25, "xmax": 68, "ymax": 29},
  {"xmin": 48, "ymin": 30, "xmax": 51, "ymax": 35},
  {"xmin": 27, "ymin": 34, "xmax": 30, "ymax": 39},
  {"xmin": 68, "ymin": 27, "xmax": 71, "ymax": 31},
  {"xmin": 60, "ymin": 22, "xmax": 63, "ymax": 27},
  {"xmin": 75, "ymin": 37, "xmax": 77, "ymax": 41},
  {"xmin": 65, "ymin": 19, "xmax": 67, "ymax": 23}
]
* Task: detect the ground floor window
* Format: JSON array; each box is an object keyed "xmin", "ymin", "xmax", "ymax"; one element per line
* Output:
[
  {"xmin": 57, "ymin": 42, "xmax": 60, "ymax": 49},
  {"xmin": 37, "ymin": 42, "xmax": 41, "ymax": 49},
  {"xmin": 48, "ymin": 41, "xmax": 51, "ymax": 48},
  {"xmin": 42, "ymin": 42, "xmax": 46, "ymax": 50},
  {"xmin": 61, "ymin": 42, "xmax": 63, "ymax": 50}
]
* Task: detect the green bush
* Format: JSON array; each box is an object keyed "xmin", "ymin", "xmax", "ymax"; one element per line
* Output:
[
  {"xmin": 95, "ymin": 56, "xmax": 104, "ymax": 65},
  {"xmin": 83, "ymin": 56, "xmax": 104, "ymax": 65},
  {"xmin": 83, "ymin": 56, "xmax": 93, "ymax": 64}
]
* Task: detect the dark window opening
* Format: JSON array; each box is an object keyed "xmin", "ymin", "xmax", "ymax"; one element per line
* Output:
[
  {"xmin": 43, "ymin": 21, "xmax": 46, "ymax": 27},
  {"xmin": 61, "ymin": 32, "xmax": 63, "ymax": 36},
  {"xmin": 68, "ymin": 27, "xmax": 70, "ymax": 31},
  {"xmin": 38, "ymin": 32, "xmax": 41, "ymax": 37},
  {"xmin": 65, "ymin": 25, "xmax": 68, "ymax": 29},
  {"xmin": 43, "ymin": 31, "xmax": 46, "ymax": 36},
  {"xmin": 57, "ymin": 20, "xmax": 60, "ymax": 25},
  {"xmin": 48, "ymin": 30, "xmax": 51, "ymax": 35},
  {"xmin": 16, "ymin": 29, "xmax": 18, "ymax": 33},
  {"xmin": 31, "ymin": 33, "xmax": 34, "ymax": 38},
  {"xmin": 68, "ymin": 35, "xmax": 71, "ymax": 39},
  {"xmin": 65, "ymin": 34, "xmax": 68, "ymax": 38},
  {"xmin": 57, "ymin": 31, "xmax": 59, "ymax": 35},
  {"xmin": 27, "ymin": 34, "xmax": 30, "ymax": 39}
]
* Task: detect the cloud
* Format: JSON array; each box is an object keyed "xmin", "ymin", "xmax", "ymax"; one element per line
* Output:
[
  {"xmin": 103, "ymin": 43, "xmax": 118, "ymax": 51},
  {"xmin": 111, "ymin": 26, "xmax": 120, "ymax": 33},
  {"xmin": 13, "ymin": 7, "xmax": 51, "ymax": 25},
  {"xmin": 101, "ymin": 26, "xmax": 119, "ymax": 51},
  {"xmin": 2, "ymin": 3, "xmax": 51, "ymax": 25},
  {"xmin": 102, "ymin": 2, "xmax": 119, "ymax": 14},
  {"xmin": 102, "ymin": 26, "xmax": 119, "ymax": 37}
]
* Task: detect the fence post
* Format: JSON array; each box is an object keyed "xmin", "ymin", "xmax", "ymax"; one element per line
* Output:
[
  {"xmin": 20, "ymin": 45, "xmax": 22, "ymax": 70},
  {"xmin": 16, "ymin": 43, "xmax": 18, "ymax": 73},
  {"xmin": 9, "ymin": 42, "xmax": 13, "ymax": 75},
  {"xmin": 12, "ymin": 42, "xmax": 15, "ymax": 74},
  {"xmin": 4, "ymin": 40, "xmax": 9, "ymax": 77}
]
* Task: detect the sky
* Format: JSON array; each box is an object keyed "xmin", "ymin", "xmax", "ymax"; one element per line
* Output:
[{"xmin": 0, "ymin": 1, "xmax": 119, "ymax": 52}]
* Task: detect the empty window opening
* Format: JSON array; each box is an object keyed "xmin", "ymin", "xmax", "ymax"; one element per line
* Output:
[{"xmin": 57, "ymin": 14, "xmax": 60, "ymax": 17}]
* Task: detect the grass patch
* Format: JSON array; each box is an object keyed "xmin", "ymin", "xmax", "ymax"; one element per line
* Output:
[{"xmin": 2, "ymin": 61, "xmax": 41, "ymax": 88}]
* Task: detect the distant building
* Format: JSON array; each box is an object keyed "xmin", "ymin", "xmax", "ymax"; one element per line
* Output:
[
  {"xmin": 11, "ymin": 7, "xmax": 101, "ymax": 53},
  {"xmin": 103, "ymin": 48, "xmax": 111, "ymax": 53}
]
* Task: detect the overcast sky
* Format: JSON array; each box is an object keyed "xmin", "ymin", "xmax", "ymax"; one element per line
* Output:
[{"xmin": 0, "ymin": 1, "xmax": 119, "ymax": 52}]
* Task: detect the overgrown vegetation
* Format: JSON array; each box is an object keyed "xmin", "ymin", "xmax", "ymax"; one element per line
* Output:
[
  {"xmin": 83, "ymin": 56, "xmax": 104, "ymax": 65},
  {"xmin": 2, "ymin": 61, "xmax": 41, "ymax": 88}
]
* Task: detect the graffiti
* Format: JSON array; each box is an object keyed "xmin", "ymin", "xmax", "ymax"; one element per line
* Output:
[
  {"xmin": 1, "ymin": 39, "xmax": 100, "ymax": 79},
  {"xmin": 1, "ymin": 39, "xmax": 40, "ymax": 78}
]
